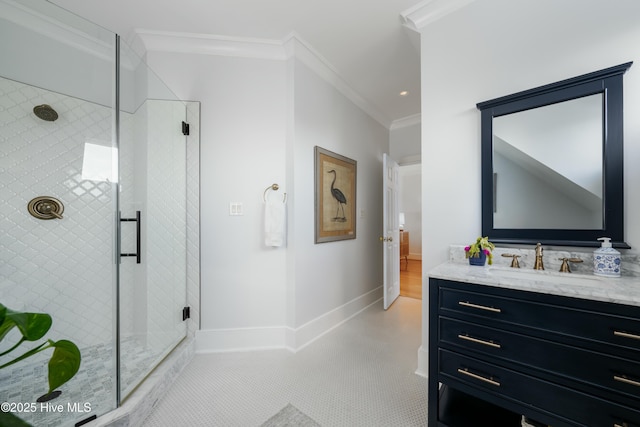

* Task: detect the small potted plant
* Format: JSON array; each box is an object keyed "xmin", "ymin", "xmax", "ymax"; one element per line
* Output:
[{"xmin": 465, "ymin": 236, "xmax": 495, "ymax": 266}]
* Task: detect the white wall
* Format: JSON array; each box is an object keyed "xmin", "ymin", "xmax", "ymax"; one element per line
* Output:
[
  {"xmin": 390, "ymin": 122, "xmax": 421, "ymax": 164},
  {"xmin": 145, "ymin": 38, "xmax": 388, "ymax": 351},
  {"xmin": 289, "ymin": 57, "xmax": 387, "ymax": 330},
  {"xmin": 418, "ymin": 0, "xmax": 640, "ymax": 375},
  {"xmin": 145, "ymin": 51, "xmax": 289, "ymax": 338}
]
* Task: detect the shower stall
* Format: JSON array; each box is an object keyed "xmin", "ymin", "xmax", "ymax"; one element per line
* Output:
[{"xmin": 0, "ymin": 0, "xmax": 198, "ymax": 425}]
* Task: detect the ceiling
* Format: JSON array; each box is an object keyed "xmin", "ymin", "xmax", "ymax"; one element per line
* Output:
[{"xmin": 49, "ymin": 0, "xmax": 426, "ymax": 128}]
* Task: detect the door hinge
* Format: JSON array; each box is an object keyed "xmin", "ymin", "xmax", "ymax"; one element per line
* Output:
[
  {"xmin": 182, "ymin": 121, "xmax": 190, "ymax": 136},
  {"xmin": 182, "ymin": 306, "xmax": 191, "ymax": 321}
]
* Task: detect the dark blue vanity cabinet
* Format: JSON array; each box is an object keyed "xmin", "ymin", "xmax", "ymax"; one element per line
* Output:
[{"xmin": 428, "ymin": 278, "xmax": 640, "ymax": 426}]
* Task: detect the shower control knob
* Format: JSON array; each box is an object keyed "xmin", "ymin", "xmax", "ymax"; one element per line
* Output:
[
  {"xmin": 28, "ymin": 196, "xmax": 64, "ymax": 220},
  {"xmin": 39, "ymin": 202, "xmax": 63, "ymax": 219}
]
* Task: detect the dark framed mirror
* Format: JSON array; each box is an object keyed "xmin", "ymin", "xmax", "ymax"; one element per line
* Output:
[{"xmin": 477, "ymin": 62, "xmax": 632, "ymax": 248}]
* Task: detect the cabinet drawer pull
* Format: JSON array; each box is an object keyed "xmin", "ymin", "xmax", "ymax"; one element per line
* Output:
[
  {"xmin": 458, "ymin": 301, "xmax": 502, "ymax": 313},
  {"xmin": 458, "ymin": 334, "xmax": 501, "ymax": 348},
  {"xmin": 614, "ymin": 375, "xmax": 640, "ymax": 388},
  {"xmin": 614, "ymin": 330, "xmax": 640, "ymax": 341},
  {"xmin": 457, "ymin": 368, "xmax": 501, "ymax": 386}
]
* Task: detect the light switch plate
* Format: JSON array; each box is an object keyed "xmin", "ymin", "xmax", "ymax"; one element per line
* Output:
[{"xmin": 229, "ymin": 202, "xmax": 243, "ymax": 216}]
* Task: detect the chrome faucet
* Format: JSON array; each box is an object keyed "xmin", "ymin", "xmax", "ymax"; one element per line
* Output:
[{"xmin": 533, "ymin": 243, "xmax": 544, "ymax": 270}]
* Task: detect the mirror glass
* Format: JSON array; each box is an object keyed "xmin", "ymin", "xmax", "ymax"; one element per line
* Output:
[
  {"xmin": 493, "ymin": 94, "xmax": 603, "ymax": 229},
  {"xmin": 477, "ymin": 62, "xmax": 632, "ymax": 248}
]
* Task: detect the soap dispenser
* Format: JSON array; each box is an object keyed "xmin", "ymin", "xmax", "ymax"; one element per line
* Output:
[{"xmin": 593, "ymin": 237, "xmax": 621, "ymax": 277}]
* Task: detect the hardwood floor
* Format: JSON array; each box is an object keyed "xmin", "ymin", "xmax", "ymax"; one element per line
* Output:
[{"xmin": 400, "ymin": 259, "xmax": 422, "ymax": 300}]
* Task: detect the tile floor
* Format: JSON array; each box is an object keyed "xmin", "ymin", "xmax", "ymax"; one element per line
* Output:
[
  {"xmin": 142, "ymin": 296, "xmax": 427, "ymax": 426},
  {"xmin": 0, "ymin": 337, "xmax": 163, "ymax": 427}
]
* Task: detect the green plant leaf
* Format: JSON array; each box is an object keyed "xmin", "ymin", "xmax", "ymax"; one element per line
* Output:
[
  {"xmin": 0, "ymin": 303, "xmax": 6, "ymax": 325},
  {"xmin": 1, "ymin": 304, "xmax": 82, "ymax": 411},
  {"xmin": 0, "ymin": 411, "xmax": 32, "ymax": 427},
  {"xmin": 6, "ymin": 310, "xmax": 52, "ymax": 341},
  {"xmin": 0, "ymin": 309, "xmax": 15, "ymax": 342},
  {"xmin": 48, "ymin": 340, "xmax": 81, "ymax": 393}
]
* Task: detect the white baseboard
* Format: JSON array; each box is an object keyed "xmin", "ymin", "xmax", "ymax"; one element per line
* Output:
[
  {"xmin": 195, "ymin": 326, "xmax": 290, "ymax": 353},
  {"xmin": 286, "ymin": 287, "xmax": 383, "ymax": 352},
  {"xmin": 195, "ymin": 287, "xmax": 383, "ymax": 353}
]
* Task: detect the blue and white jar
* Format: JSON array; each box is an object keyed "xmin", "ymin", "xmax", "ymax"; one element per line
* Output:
[{"xmin": 593, "ymin": 237, "xmax": 621, "ymax": 277}]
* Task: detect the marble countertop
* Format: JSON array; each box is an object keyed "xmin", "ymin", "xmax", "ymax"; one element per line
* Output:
[{"xmin": 428, "ymin": 262, "xmax": 640, "ymax": 308}]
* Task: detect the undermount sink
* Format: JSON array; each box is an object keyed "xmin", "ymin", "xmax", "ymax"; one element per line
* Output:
[{"xmin": 487, "ymin": 267, "xmax": 603, "ymax": 286}]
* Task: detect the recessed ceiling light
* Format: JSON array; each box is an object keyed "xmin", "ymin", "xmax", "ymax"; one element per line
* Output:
[{"xmin": 399, "ymin": 91, "xmax": 409, "ymax": 96}]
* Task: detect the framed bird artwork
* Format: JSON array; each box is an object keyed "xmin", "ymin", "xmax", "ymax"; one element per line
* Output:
[{"xmin": 314, "ymin": 146, "xmax": 357, "ymax": 243}]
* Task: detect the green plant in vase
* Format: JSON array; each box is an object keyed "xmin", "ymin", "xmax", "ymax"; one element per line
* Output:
[
  {"xmin": 0, "ymin": 303, "xmax": 81, "ymax": 427},
  {"xmin": 465, "ymin": 236, "xmax": 496, "ymax": 265}
]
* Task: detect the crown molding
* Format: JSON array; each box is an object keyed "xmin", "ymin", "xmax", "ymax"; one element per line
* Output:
[
  {"xmin": 400, "ymin": 0, "xmax": 476, "ymax": 32},
  {"xmin": 283, "ymin": 32, "xmax": 391, "ymax": 128},
  {"xmin": 2, "ymin": 0, "xmax": 145, "ymax": 71},
  {"xmin": 390, "ymin": 113, "xmax": 421, "ymax": 130},
  {"xmin": 132, "ymin": 29, "xmax": 392, "ymax": 128},
  {"xmin": 132, "ymin": 29, "xmax": 288, "ymax": 60},
  {"xmin": 1, "ymin": 0, "xmax": 114, "ymax": 62},
  {"xmin": 4, "ymin": 2, "xmax": 396, "ymax": 128}
]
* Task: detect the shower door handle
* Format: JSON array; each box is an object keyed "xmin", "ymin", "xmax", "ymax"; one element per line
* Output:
[{"xmin": 120, "ymin": 211, "xmax": 141, "ymax": 264}]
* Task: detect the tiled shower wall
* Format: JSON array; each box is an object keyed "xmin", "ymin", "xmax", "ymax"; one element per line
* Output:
[
  {"xmin": 0, "ymin": 76, "xmax": 115, "ymax": 354},
  {"xmin": 0, "ymin": 75, "xmax": 199, "ymax": 367}
]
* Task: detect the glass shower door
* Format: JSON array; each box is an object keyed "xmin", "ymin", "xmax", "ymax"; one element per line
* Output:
[
  {"xmin": 117, "ymin": 40, "xmax": 187, "ymax": 401},
  {"xmin": 0, "ymin": 0, "xmax": 118, "ymax": 425},
  {"xmin": 0, "ymin": 2, "xmax": 189, "ymax": 424}
]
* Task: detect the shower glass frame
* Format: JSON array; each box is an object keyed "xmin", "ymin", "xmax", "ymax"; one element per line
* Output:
[
  {"xmin": 0, "ymin": 0, "xmax": 188, "ymax": 425},
  {"xmin": 117, "ymin": 34, "xmax": 189, "ymax": 404}
]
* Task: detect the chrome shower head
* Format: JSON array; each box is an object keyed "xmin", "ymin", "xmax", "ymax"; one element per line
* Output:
[{"xmin": 33, "ymin": 104, "xmax": 58, "ymax": 122}]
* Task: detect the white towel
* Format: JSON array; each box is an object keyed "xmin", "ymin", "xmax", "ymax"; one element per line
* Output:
[{"xmin": 264, "ymin": 197, "xmax": 286, "ymax": 247}]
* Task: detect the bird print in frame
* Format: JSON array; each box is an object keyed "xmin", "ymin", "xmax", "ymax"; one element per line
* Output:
[{"xmin": 314, "ymin": 146, "xmax": 357, "ymax": 243}]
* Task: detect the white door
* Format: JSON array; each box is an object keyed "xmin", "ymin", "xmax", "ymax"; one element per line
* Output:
[{"xmin": 382, "ymin": 154, "xmax": 400, "ymax": 310}]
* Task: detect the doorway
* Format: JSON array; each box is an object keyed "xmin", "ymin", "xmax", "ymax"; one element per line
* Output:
[{"xmin": 399, "ymin": 163, "xmax": 422, "ymax": 300}]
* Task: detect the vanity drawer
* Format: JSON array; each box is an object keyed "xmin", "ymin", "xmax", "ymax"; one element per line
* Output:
[
  {"xmin": 439, "ymin": 349, "xmax": 640, "ymax": 426},
  {"xmin": 440, "ymin": 317, "xmax": 640, "ymax": 402},
  {"xmin": 438, "ymin": 281, "xmax": 640, "ymax": 353}
]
